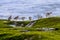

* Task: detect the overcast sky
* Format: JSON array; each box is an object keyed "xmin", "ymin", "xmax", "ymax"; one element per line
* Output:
[{"xmin": 0, "ymin": 0, "xmax": 60, "ymax": 19}]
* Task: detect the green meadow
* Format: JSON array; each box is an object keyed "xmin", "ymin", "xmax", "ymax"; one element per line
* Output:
[{"xmin": 0, "ymin": 17, "xmax": 60, "ymax": 40}]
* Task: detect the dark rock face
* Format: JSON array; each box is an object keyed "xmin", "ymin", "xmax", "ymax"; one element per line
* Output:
[
  {"xmin": 36, "ymin": 28, "xmax": 60, "ymax": 31},
  {"xmin": 55, "ymin": 28, "xmax": 59, "ymax": 30}
]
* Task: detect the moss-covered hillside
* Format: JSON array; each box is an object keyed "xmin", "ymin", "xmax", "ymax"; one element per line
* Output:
[
  {"xmin": 33, "ymin": 17, "xmax": 60, "ymax": 28},
  {"xmin": 0, "ymin": 17, "xmax": 60, "ymax": 40}
]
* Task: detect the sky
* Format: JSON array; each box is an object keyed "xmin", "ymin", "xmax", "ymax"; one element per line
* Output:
[{"xmin": 0, "ymin": 0, "xmax": 60, "ymax": 20}]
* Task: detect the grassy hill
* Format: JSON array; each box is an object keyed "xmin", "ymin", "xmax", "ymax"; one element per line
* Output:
[
  {"xmin": 0, "ymin": 28, "xmax": 60, "ymax": 40},
  {"xmin": 0, "ymin": 20, "xmax": 12, "ymax": 28},
  {"xmin": 0, "ymin": 20, "xmax": 30, "ymax": 28},
  {"xmin": 0, "ymin": 17, "xmax": 60, "ymax": 40},
  {"xmin": 33, "ymin": 17, "xmax": 60, "ymax": 28}
]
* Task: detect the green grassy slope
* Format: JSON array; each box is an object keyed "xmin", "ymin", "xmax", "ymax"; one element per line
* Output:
[
  {"xmin": 0, "ymin": 28, "xmax": 60, "ymax": 40},
  {"xmin": 0, "ymin": 20, "xmax": 13, "ymax": 28},
  {"xmin": 0, "ymin": 17, "xmax": 60, "ymax": 40},
  {"xmin": 0, "ymin": 20, "xmax": 30, "ymax": 28},
  {"xmin": 33, "ymin": 17, "xmax": 60, "ymax": 28}
]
